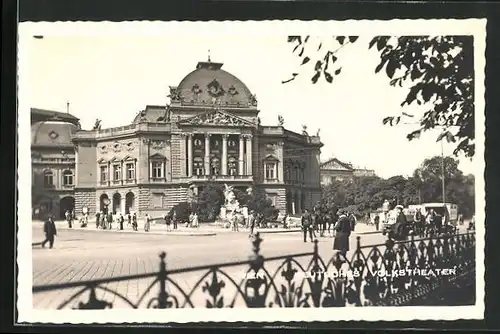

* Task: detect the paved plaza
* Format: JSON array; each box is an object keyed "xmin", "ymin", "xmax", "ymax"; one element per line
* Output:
[
  {"xmin": 32, "ymin": 222, "xmax": 470, "ymax": 308},
  {"xmin": 31, "ymin": 221, "xmax": 386, "ymax": 308}
]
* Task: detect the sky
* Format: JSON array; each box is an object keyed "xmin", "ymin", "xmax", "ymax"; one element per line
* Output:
[{"xmin": 26, "ymin": 34, "xmax": 476, "ymax": 178}]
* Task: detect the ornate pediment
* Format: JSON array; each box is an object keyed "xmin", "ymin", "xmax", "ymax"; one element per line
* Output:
[
  {"xmin": 178, "ymin": 110, "xmax": 253, "ymax": 127},
  {"xmin": 263, "ymin": 154, "xmax": 280, "ymax": 162},
  {"xmin": 320, "ymin": 158, "xmax": 353, "ymax": 171}
]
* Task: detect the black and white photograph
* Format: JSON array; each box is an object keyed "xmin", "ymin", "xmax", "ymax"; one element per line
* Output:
[{"xmin": 17, "ymin": 20, "xmax": 485, "ymax": 323}]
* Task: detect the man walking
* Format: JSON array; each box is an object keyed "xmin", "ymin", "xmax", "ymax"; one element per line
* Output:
[
  {"xmin": 132, "ymin": 212, "xmax": 138, "ymax": 231},
  {"xmin": 301, "ymin": 209, "xmax": 314, "ymax": 243},
  {"xmin": 172, "ymin": 212, "xmax": 178, "ymax": 230},
  {"xmin": 42, "ymin": 215, "xmax": 57, "ymax": 249},
  {"xmin": 374, "ymin": 214, "xmax": 380, "ymax": 231},
  {"xmin": 118, "ymin": 213, "xmax": 124, "ymax": 230},
  {"xmin": 65, "ymin": 210, "xmax": 72, "ymax": 228},
  {"xmin": 95, "ymin": 211, "xmax": 101, "ymax": 229}
]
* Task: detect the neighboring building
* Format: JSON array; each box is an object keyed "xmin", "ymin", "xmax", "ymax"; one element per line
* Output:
[
  {"xmin": 320, "ymin": 157, "xmax": 375, "ymax": 185},
  {"xmin": 31, "ymin": 108, "xmax": 80, "ymax": 219},
  {"xmin": 68, "ymin": 60, "xmax": 322, "ymax": 218}
]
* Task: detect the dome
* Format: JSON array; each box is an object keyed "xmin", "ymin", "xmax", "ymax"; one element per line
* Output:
[
  {"xmin": 172, "ymin": 61, "xmax": 257, "ymax": 108},
  {"xmin": 31, "ymin": 118, "xmax": 78, "ymax": 146}
]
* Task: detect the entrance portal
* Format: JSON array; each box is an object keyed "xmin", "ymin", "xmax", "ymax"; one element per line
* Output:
[
  {"xmin": 59, "ymin": 196, "xmax": 75, "ymax": 219},
  {"xmin": 99, "ymin": 194, "xmax": 109, "ymax": 215},
  {"xmin": 112, "ymin": 193, "xmax": 122, "ymax": 214},
  {"xmin": 125, "ymin": 192, "xmax": 135, "ymax": 214}
]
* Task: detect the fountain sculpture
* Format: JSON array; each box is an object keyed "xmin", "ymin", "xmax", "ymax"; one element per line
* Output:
[{"xmin": 218, "ymin": 184, "xmax": 245, "ymax": 228}]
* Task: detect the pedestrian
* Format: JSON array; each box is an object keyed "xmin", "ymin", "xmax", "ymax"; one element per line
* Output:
[
  {"xmin": 127, "ymin": 212, "xmax": 132, "ymax": 227},
  {"xmin": 132, "ymin": 212, "xmax": 138, "ymax": 231},
  {"xmin": 348, "ymin": 212, "xmax": 357, "ymax": 232},
  {"xmin": 301, "ymin": 209, "xmax": 314, "ymax": 243},
  {"xmin": 413, "ymin": 207, "xmax": 424, "ymax": 236},
  {"xmin": 192, "ymin": 212, "xmax": 199, "ymax": 228},
  {"xmin": 374, "ymin": 214, "xmax": 380, "ymax": 231},
  {"xmin": 119, "ymin": 213, "xmax": 124, "ymax": 230},
  {"xmin": 95, "ymin": 211, "xmax": 101, "ymax": 229},
  {"xmin": 282, "ymin": 212, "xmax": 289, "ymax": 229},
  {"xmin": 392, "ymin": 205, "xmax": 409, "ymax": 238},
  {"xmin": 42, "ymin": 215, "xmax": 58, "ymax": 249},
  {"xmin": 188, "ymin": 212, "xmax": 194, "ymax": 228},
  {"xmin": 144, "ymin": 213, "xmax": 151, "ymax": 232},
  {"xmin": 333, "ymin": 211, "xmax": 352, "ymax": 257},
  {"xmin": 65, "ymin": 210, "xmax": 72, "ymax": 228},
  {"xmin": 248, "ymin": 210, "xmax": 256, "ymax": 237},
  {"xmin": 172, "ymin": 212, "xmax": 178, "ymax": 230},
  {"xmin": 164, "ymin": 213, "xmax": 171, "ymax": 232},
  {"xmin": 107, "ymin": 211, "xmax": 113, "ymax": 230}
]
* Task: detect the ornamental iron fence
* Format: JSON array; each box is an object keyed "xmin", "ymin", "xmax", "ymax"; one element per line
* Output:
[{"xmin": 32, "ymin": 231, "xmax": 476, "ymax": 309}]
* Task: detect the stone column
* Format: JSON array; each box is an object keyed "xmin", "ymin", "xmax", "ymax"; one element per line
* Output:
[
  {"xmin": 297, "ymin": 190, "xmax": 302, "ymax": 214},
  {"xmin": 222, "ymin": 134, "xmax": 228, "ymax": 175},
  {"xmin": 121, "ymin": 160, "xmax": 124, "ymax": 185},
  {"xmin": 187, "ymin": 134, "xmax": 193, "ymax": 177},
  {"xmin": 108, "ymin": 161, "xmax": 111, "ymax": 185},
  {"xmin": 74, "ymin": 145, "xmax": 79, "ymax": 186},
  {"xmin": 246, "ymin": 134, "xmax": 253, "ymax": 176},
  {"xmin": 291, "ymin": 190, "xmax": 296, "ymax": 215},
  {"xmin": 204, "ymin": 133, "xmax": 211, "ymax": 176},
  {"xmin": 238, "ymin": 135, "xmax": 244, "ymax": 175}
]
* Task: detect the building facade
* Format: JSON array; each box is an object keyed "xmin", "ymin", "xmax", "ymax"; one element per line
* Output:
[
  {"xmin": 68, "ymin": 60, "xmax": 322, "ymax": 218},
  {"xmin": 320, "ymin": 157, "xmax": 375, "ymax": 185},
  {"xmin": 31, "ymin": 108, "xmax": 80, "ymax": 219}
]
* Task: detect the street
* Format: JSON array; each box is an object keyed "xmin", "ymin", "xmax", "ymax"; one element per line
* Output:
[{"xmin": 32, "ymin": 222, "xmax": 387, "ymax": 308}]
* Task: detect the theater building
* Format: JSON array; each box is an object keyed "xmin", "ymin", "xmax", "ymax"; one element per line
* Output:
[{"xmin": 51, "ymin": 60, "xmax": 323, "ymax": 218}]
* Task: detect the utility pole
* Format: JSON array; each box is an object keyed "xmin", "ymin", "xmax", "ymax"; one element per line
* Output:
[{"xmin": 441, "ymin": 137, "xmax": 446, "ymax": 204}]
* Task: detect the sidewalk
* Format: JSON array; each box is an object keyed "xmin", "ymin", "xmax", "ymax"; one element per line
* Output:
[{"xmin": 32, "ymin": 220, "xmax": 217, "ymax": 236}]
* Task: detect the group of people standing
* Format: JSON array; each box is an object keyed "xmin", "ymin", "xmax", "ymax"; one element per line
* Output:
[{"xmin": 95, "ymin": 211, "xmax": 139, "ymax": 231}]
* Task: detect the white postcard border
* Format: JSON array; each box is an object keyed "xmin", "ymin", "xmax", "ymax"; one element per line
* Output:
[{"xmin": 17, "ymin": 19, "xmax": 486, "ymax": 323}]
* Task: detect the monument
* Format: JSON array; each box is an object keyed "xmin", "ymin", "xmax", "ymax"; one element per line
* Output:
[{"xmin": 218, "ymin": 184, "xmax": 245, "ymax": 228}]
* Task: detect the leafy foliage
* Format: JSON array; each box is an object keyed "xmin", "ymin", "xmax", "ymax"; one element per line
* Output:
[
  {"xmin": 285, "ymin": 35, "xmax": 474, "ymax": 158},
  {"xmin": 321, "ymin": 155, "xmax": 475, "ymax": 218},
  {"xmin": 196, "ymin": 182, "xmax": 224, "ymax": 222}
]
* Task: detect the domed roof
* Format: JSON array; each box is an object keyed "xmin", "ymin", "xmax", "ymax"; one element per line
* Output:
[
  {"xmin": 31, "ymin": 118, "xmax": 78, "ymax": 146},
  {"xmin": 172, "ymin": 61, "xmax": 257, "ymax": 108}
]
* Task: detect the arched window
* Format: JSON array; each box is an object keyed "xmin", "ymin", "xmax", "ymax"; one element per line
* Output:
[
  {"xmin": 43, "ymin": 170, "xmax": 54, "ymax": 187},
  {"xmin": 62, "ymin": 170, "xmax": 74, "ymax": 186},
  {"xmin": 193, "ymin": 157, "xmax": 204, "ymax": 176}
]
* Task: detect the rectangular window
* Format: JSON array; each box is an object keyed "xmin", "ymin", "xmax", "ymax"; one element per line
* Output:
[
  {"xmin": 265, "ymin": 163, "xmax": 275, "ymax": 180},
  {"xmin": 152, "ymin": 161, "xmax": 164, "ymax": 179},
  {"xmin": 113, "ymin": 164, "xmax": 122, "ymax": 181},
  {"xmin": 63, "ymin": 172, "xmax": 74, "ymax": 186},
  {"xmin": 100, "ymin": 166, "xmax": 108, "ymax": 182},
  {"xmin": 126, "ymin": 162, "xmax": 135, "ymax": 180}
]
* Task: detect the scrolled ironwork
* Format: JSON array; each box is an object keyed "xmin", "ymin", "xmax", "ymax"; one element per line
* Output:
[{"xmin": 32, "ymin": 231, "xmax": 476, "ymax": 309}]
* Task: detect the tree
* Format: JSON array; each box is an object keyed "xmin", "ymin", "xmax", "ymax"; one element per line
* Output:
[
  {"xmin": 196, "ymin": 182, "xmax": 224, "ymax": 222},
  {"xmin": 285, "ymin": 35, "xmax": 474, "ymax": 158},
  {"xmin": 321, "ymin": 155, "xmax": 475, "ymax": 218}
]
